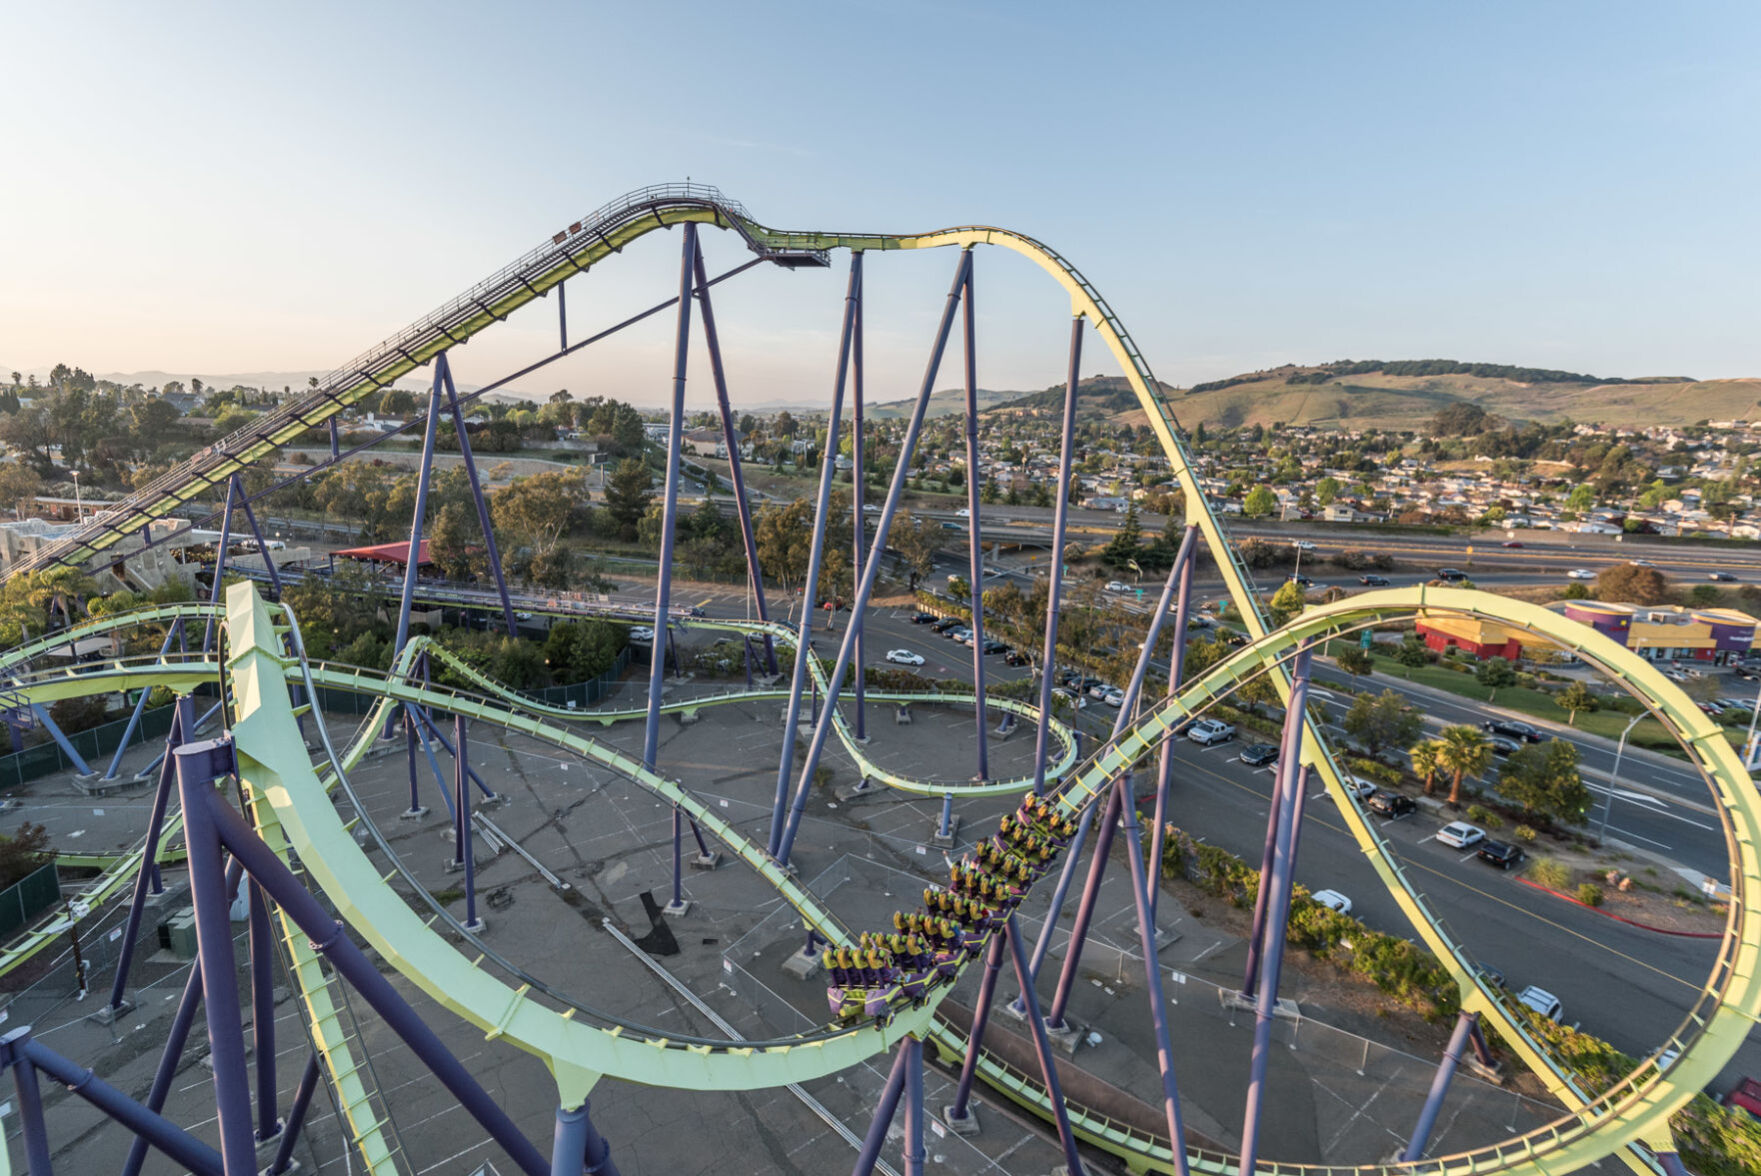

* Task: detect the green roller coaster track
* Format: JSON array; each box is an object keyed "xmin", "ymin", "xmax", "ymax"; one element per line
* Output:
[{"xmin": 6, "ymin": 187, "xmax": 1751, "ymax": 1173}]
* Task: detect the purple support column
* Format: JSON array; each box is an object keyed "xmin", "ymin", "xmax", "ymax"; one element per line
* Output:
[
  {"xmin": 767, "ymin": 254, "xmax": 861, "ymax": 857},
  {"xmin": 946, "ymin": 930, "xmax": 1005, "ymax": 1125},
  {"xmin": 557, "ymin": 279, "xmax": 568, "ymax": 351},
  {"xmin": 173, "ymin": 741, "xmax": 258, "ymax": 1176},
  {"xmin": 4, "ymin": 1028, "xmax": 53, "ymax": 1176},
  {"xmin": 774, "ymin": 250, "xmax": 972, "ymax": 868},
  {"xmin": 202, "ymin": 476, "xmax": 239, "ymax": 654},
  {"xmin": 437, "ymin": 353, "xmax": 517, "ymax": 635},
  {"xmin": 959, "ymin": 262, "xmax": 989, "ymax": 781},
  {"xmin": 1468, "ymin": 1021, "xmax": 1496, "ymax": 1067},
  {"xmin": 455, "ymin": 714, "xmax": 482, "ymax": 931},
  {"xmin": 1147, "ymin": 527, "xmax": 1198, "ymax": 922},
  {"xmin": 106, "ymin": 698, "xmax": 189, "ymax": 1014},
  {"xmin": 389, "ymin": 372, "xmax": 445, "ymax": 702},
  {"xmin": 1402, "ymin": 1011, "xmax": 1477, "ymax": 1162},
  {"xmin": 1237, "ymin": 646, "xmax": 1313, "ymax": 1176},
  {"xmin": 232, "ymin": 477, "xmax": 283, "ymax": 600},
  {"xmin": 1046, "ymin": 785, "xmax": 1123, "ymax": 1030},
  {"xmin": 1032, "ymin": 318, "xmax": 1084, "ymax": 795},
  {"xmin": 413, "ymin": 704, "xmax": 495, "ymax": 800},
  {"xmin": 30, "ymin": 704, "xmax": 93, "ymax": 777},
  {"xmin": 850, "ymin": 261, "xmax": 868, "ymax": 741},
  {"xmin": 851, "ymin": 1041, "xmax": 910, "ymax": 1176},
  {"xmin": 1242, "ymin": 647, "xmax": 1313, "ymax": 998},
  {"xmin": 267, "ymin": 1052, "xmax": 321, "ymax": 1176},
  {"xmin": 551, "ymin": 1099, "xmax": 620, "ymax": 1176},
  {"xmin": 409, "ymin": 707, "xmax": 458, "ymax": 823},
  {"xmin": 403, "ymin": 707, "xmax": 424, "ymax": 816},
  {"xmin": 693, "ymin": 249, "xmax": 776, "ymax": 675},
  {"xmin": 1118, "ymin": 777, "xmax": 1193, "ymax": 1176},
  {"xmin": 248, "ymin": 880, "xmax": 280, "ymax": 1142},
  {"xmin": 104, "ymin": 624, "xmax": 186, "ymax": 779},
  {"xmin": 1004, "ymin": 915, "xmax": 1087, "ymax": 1176},
  {"xmin": 666, "ymin": 805, "xmax": 686, "ymax": 915},
  {"xmin": 642, "ymin": 223, "xmax": 697, "ymax": 773},
  {"xmin": 936, "ymin": 791, "xmax": 954, "ymax": 841},
  {"xmin": 198, "ymin": 776, "xmax": 550, "ymax": 1176},
  {"xmin": 1657, "ymin": 1152, "xmax": 1691, "ymax": 1176},
  {"xmin": 902, "ymin": 1036, "xmax": 926, "ymax": 1176},
  {"xmin": 11, "ymin": 1030, "xmax": 224, "ymax": 1176}
]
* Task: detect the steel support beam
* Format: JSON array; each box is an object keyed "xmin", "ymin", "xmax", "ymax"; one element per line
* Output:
[
  {"xmin": 902, "ymin": 1036, "xmax": 926, "ymax": 1176},
  {"xmin": 643, "ymin": 223, "xmax": 697, "ymax": 772},
  {"xmin": 436, "ymin": 352, "xmax": 517, "ymax": 635},
  {"xmin": 1005, "ymin": 915, "xmax": 1087, "ymax": 1175},
  {"xmin": 390, "ymin": 372, "xmax": 446, "ymax": 679},
  {"xmin": 106, "ymin": 696, "xmax": 189, "ymax": 1014},
  {"xmin": 551, "ymin": 1098, "xmax": 620, "ymax": 1176},
  {"xmin": 850, "ymin": 259, "xmax": 868, "ymax": 740},
  {"xmin": 248, "ymin": 879, "xmax": 281, "ymax": 1143},
  {"xmin": 1403, "ymin": 1011, "xmax": 1478, "ymax": 1162},
  {"xmin": 267, "ymin": 1052, "xmax": 321, "ymax": 1176},
  {"xmin": 1032, "ymin": 317, "xmax": 1083, "ymax": 795},
  {"xmin": 947, "ymin": 924, "xmax": 1006, "ymax": 1124},
  {"xmin": 774, "ymin": 250, "xmax": 972, "ymax": 867},
  {"xmin": 958, "ymin": 261, "xmax": 989, "ymax": 780},
  {"xmin": 851, "ymin": 1041, "xmax": 910, "ymax": 1176},
  {"xmin": 767, "ymin": 253, "xmax": 861, "ymax": 857},
  {"xmin": 1147, "ymin": 527, "xmax": 1197, "ymax": 922},
  {"xmin": 1243, "ymin": 647, "xmax": 1313, "ymax": 999},
  {"xmin": 1046, "ymin": 785, "xmax": 1123, "ymax": 1029}
]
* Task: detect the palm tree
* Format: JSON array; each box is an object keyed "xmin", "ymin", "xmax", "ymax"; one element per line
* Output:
[
  {"xmin": 1409, "ymin": 739, "xmax": 1444, "ymax": 796},
  {"xmin": 1438, "ymin": 725, "xmax": 1494, "ymax": 807}
]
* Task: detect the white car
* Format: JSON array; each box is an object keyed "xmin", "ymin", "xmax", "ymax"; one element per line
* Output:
[
  {"xmin": 1186, "ymin": 718, "xmax": 1236, "ymax": 746},
  {"xmin": 1436, "ymin": 821, "xmax": 1485, "ymax": 849},
  {"xmin": 1517, "ymin": 985, "xmax": 1562, "ymax": 1022},
  {"xmin": 885, "ymin": 649, "xmax": 925, "ymax": 666},
  {"xmin": 1105, "ymin": 580, "xmax": 1131, "ymax": 593},
  {"xmin": 629, "ymin": 626, "xmax": 655, "ymax": 642},
  {"xmin": 1311, "ymin": 889, "xmax": 1352, "ymax": 915},
  {"xmin": 1630, "ymin": 558, "xmax": 1655, "ymax": 567},
  {"xmin": 955, "ymin": 508, "xmax": 971, "ymax": 518},
  {"xmin": 1292, "ymin": 540, "xmax": 1318, "ymax": 552},
  {"xmin": 1343, "ymin": 776, "xmax": 1378, "ymax": 800},
  {"xmin": 1101, "ymin": 686, "xmax": 1124, "ymax": 708},
  {"xmin": 863, "ymin": 503, "xmax": 880, "ymax": 513},
  {"xmin": 1566, "ymin": 568, "xmax": 1595, "ymax": 580}
]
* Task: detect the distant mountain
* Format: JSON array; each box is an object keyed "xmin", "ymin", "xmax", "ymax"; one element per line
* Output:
[{"xmin": 3, "ymin": 365, "xmax": 434, "ymax": 393}]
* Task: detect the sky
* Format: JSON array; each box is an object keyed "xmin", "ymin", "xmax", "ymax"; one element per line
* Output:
[{"xmin": 3, "ymin": 1, "xmax": 1758, "ymax": 408}]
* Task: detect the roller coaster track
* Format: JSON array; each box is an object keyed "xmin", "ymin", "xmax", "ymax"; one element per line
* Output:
[
  {"xmin": 6, "ymin": 578, "xmax": 1753, "ymax": 1175},
  {"xmin": 6, "ymin": 186, "xmax": 1749, "ymax": 1171}
]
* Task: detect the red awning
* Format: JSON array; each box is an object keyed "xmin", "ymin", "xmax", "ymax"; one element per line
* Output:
[{"xmin": 332, "ymin": 539, "xmax": 432, "ymax": 566}]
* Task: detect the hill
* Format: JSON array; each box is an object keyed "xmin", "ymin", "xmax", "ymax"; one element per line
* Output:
[{"xmin": 974, "ymin": 362, "xmax": 1761, "ymax": 431}]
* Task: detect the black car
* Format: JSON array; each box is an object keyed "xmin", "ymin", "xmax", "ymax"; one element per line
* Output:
[
  {"xmin": 982, "ymin": 640, "xmax": 1007, "ymax": 655},
  {"xmin": 910, "ymin": 612, "xmax": 938, "ymax": 624},
  {"xmin": 1436, "ymin": 567, "xmax": 1467, "ymax": 582},
  {"xmin": 1474, "ymin": 962, "xmax": 1507, "ymax": 990},
  {"xmin": 1003, "ymin": 650, "xmax": 1030, "ymax": 666},
  {"xmin": 1238, "ymin": 743, "xmax": 1280, "ymax": 767},
  {"xmin": 1486, "ymin": 735, "xmax": 1522, "ymax": 757},
  {"xmin": 930, "ymin": 617, "xmax": 959, "ymax": 633},
  {"xmin": 1477, "ymin": 840, "xmax": 1526, "ymax": 870},
  {"xmin": 1710, "ymin": 572, "xmax": 1739, "ymax": 583},
  {"xmin": 1480, "ymin": 719, "xmax": 1542, "ymax": 743},
  {"xmin": 1360, "ymin": 574, "xmax": 1390, "ymax": 587},
  {"xmin": 1288, "ymin": 573, "xmax": 1314, "ymax": 587},
  {"xmin": 1223, "ymin": 631, "xmax": 1248, "ymax": 647},
  {"xmin": 1366, "ymin": 790, "xmax": 1416, "ymax": 818},
  {"xmin": 1738, "ymin": 666, "xmax": 1761, "ymax": 682}
]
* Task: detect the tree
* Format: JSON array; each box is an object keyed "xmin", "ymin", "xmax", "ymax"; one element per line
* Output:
[
  {"xmin": 493, "ymin": 470, "xmax": 585, "ymax": 562},
  {"xmin": 1335, "ymin": 643, "xmax": 1375, "ymax": 677},
  {"xmin": 1342, "ymin": 689, "xmax": 1423, "ymax": 758},
  {"xmin": 1496, "ymin": 738, "xmax": 1591, "ymax": 824},
  {"xmin": 1409, "ymin": 739, "xmax": 1444, "ymax": 795},
  {"xmin": 1243, "ymin": 485, "xmax": 1277, "ymax": 518},
  {"xmin": 1267, "ymin": 580, "xmax": 1306, "ymax": 626},
  {"xmin": 1557, "ymin": 681, "xmax": 1598, "ymax": 726},
  {"xmin": 890, "ymin": 509, "xmax": 940, "ymax": 589},
  {"xmin": 1474, "ymin": 656, "xmax": 1518, "ymax": 701},
  {"xmin": 427, "ymin": 502, "xmax": 484, "ymax": 582},
  {"xmin": 1101, "ymin": 502, "xmax": 1143, "ymax": 567},
  {"xmin": 0, "ymin": 823, "xmax": 53, "ymax": 890},
  {"xmin": 1315, "ymin": 476, "xmax": 1341, "ymax": 506},
  {"xmin": 543, "ymin": 620, "xmax": 624, "ymax": 682},
  {"xmin": 1437, "ymin": 724, "xmax": 1494, "ymax": 807},
  {"xmin": 1595, "ymin": 563, "xmax": 1669, "ymax": 606},
  {"xmin": 0, "ymin": 463, "xmax": 40, "ymax": 518},
  {"xmin": 601, "ymin": 458, "xmax": 653, "ymax": 541}
]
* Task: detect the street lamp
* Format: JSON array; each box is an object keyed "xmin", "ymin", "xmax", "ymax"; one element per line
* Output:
[
  {"xmin": 1596, "ymin": 711, "xmax": 1646, "ymax": 844},
  {"xmin": 70, "ymin": 469, "xmax": 82, "ymax": 521},
  {"xmin": 1291, "ymin": 541, "xmax": 1303, "ymax": 581}
]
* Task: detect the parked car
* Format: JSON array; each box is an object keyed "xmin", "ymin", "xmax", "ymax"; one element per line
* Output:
[
  {"xmin": 931, "ymin": 617, "xmax": 959, "ymax": 633},
  {"xmin": 910, "ymin": 612, "xmax": 938, "ymax": 624},
  {"xmin": 1723, "ymin": 1076, "xmax": 1761, "ymax": 1120},
  {"xmin": 1105, "ymin": 580, "xmax": 1131, "ymax": 593},
  {"xmin": 1475, "ymin": 962, "xmax": 1507, "ymax": 990},
  {"xmin": 1366, "ymin": 790, "xmax": 1415, "ymax": 818},
  {"xmin": 1437, "ymin": 821, "xmax": 1486, "ymax": 849},
  {"xmin": 1359, "ymin": 574, "xmax": 1390, "ymax": 587},
  {"xmin": 948, "ymin": 626, "xmax": 972, "ymax": 642},
  {"xmin": 1477, "ymin": 840, "xmax": 1526, "ymax": 869},
  {"xmin": 1737, "ymin": 665, "xmax": 1761, "ymax": 681},
  {"xmin": 1238, "ymin": 743, "xmax": 1280, "ymax": 767},
  {"xmin": 1186, "ymin": 718, "xmax": 1236, "ymax": 746},
  {"xmin": 1003, "ymin": 649, "xmax": 1030, "ymax": 666},
  {"xmin": 1567, "ymin": 568, "xmax": 1595, "ymax": 580},
  {"xmin": 1343, "ymin": 775, "xmax": 1378, "ymax": 800},
  {"xmin": 1709, "ymin": 571, "xmax": 1739, "ymax": 583},
  {"xmin": 1100, "ymin": 686, "xmax": 1125, "ymax": 708},
  {"xmin": 1517, "ymin": 985, "xmax": 1562, "ymax": 1022},
  {"xmin": 1051, "ymin": 686, "xmax": 1087, "ymax": 709},
  {"xmin": 1481, "ymin": 719, "xmax": 1542, "ymax": 743},
  {"xmin": 981, "ymin": 639, "xmax": 1007, "ymax": 655},
  {"xmin": 1436, "ymin": 567, "xmax": 1467, "ymax": 582},
  {"xmin": 1087, "ymin": 682, "xmax": 1116, "ymax": 701},
  {"xmin": 629, "ymin": 626, "xmax": 655, "ymax": 642},
  {"xmin": 1310, "ymin": 889, "xmax": 1352, "ymax": 914},
  {"xmin": 885, "ymin": 649, "xmax": 925, "ymax": 666}
]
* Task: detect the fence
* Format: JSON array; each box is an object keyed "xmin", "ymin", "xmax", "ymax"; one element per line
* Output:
[
  {"xmin": 310, "ymin": 646, "xmax": 635, "ymax": 717},
  {"xmin": 0, "ymin": 700, "xmax": 186, "ymax": 790},
  {"xmin": 0, "ymin": 863, "xmax": 61, "ymax": 940}
]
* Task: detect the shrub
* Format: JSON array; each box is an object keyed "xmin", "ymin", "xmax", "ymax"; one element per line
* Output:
[
  {"xmin": 1514, "ymin": 824, "xmax": 1538, "ymax": 842},
  {"xmin": 1465, "ymin": 804, "xmax": 1503, "ymax": 830},
  {"xmin": 1348, "ymin": 758, "xmax": 1402, "ymax": 786},
  {"xmin": 1576, "ymin": 883, "xmax": 1604, "ymax": 907},
  {"xmin": 1530, "ymin": 856, "xmax": 1571, "ymax": 888}
]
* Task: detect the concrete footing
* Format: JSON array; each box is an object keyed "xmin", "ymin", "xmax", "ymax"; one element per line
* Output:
[
  {"xmin": 780, "ymin": 948, "xmax": 822, "ymax": 981},
  {"xmin": 689, "ymin": 852, "xmax": 721, "ymax": 872},
  {"xmin": 941, "ymin": 1105, "xmax": 981, "ymax": 1136},
  {"xmin": 399, "ymin": 806, "xmax": 430, "ymax": 820},
  {"xmin": 88, "ymin": 998, "xmax": 134, "ymax": 1026},
  {"xmin": 662, "ymin": 898, "xmax": 692, "ymax": 918},
  {"xmin": 930, "ymin": 816, "xmax": 961, "ymax": 849}
]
